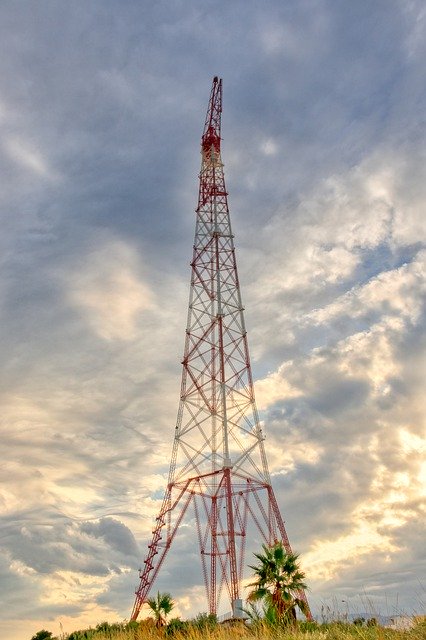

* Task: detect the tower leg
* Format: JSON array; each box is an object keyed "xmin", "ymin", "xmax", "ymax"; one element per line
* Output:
[{"xmin": 224, "ymin": 468, "xmax": 239, "ymax": 608}]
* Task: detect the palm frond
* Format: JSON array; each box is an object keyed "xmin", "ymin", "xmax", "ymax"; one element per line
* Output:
[{"xmin": 247, "ymin": 586, "xmax": 269, "ymax": 602}]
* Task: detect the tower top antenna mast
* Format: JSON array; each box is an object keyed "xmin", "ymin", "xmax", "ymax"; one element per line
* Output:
[{"xmin": 202, "ymin": 76, "xmax": 222, "ymax": 139}]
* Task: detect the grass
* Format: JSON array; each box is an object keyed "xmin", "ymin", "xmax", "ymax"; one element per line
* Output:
[{"xmin": 52, "ymin": 617, "xmax": 426, "ymax": 640}]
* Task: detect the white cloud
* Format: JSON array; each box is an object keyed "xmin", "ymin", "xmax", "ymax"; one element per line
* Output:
[
  {"xmin": 308, "ymin": 254, "xmax": 425, "ymax": 327},
  {"xmin": 4, "ymin": 136, "xmax": 58, "ymax": 180},
  {"xmin": 248, "ymin": 137, "xmax": 425, "ymax": 602},
  {"xmin": 66, "ymin": 239, "xmax": 155, "ymax": 341},
  {"xmin": 260, "ymin": 137, "xmax": 278, "ymax": 156},
  {"xmin": 255, "ymin": 361, "xmax": 302, "ymax": 410}
]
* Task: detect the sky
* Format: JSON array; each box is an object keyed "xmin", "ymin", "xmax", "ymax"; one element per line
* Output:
[{"xmin": 0, "ymin": 1, "xmax": 425, "ymax": 638}]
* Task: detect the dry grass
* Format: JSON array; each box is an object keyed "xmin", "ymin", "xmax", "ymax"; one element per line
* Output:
[{"xmin": 81, "ymin": 618, "xmax": 426, "ymax": 640}]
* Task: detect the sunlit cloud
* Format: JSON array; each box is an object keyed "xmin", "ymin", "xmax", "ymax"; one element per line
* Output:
[
  {"xmin": 305, "ymin": 523, "xmax": 398, "ymax": 583},
  {"xmin": 4, "ymin": 136, "xmax": 58, "ymax": 180},
  {"xmin": 255, "ymin": 362, "xmax": 302, "ymax": 410},
  {"xmin": 67, "ymin": 240, "xmax": 155, "ymax": 341},
  {"xmin": 40, "ymin": 571, "xmax": 112, "ymax": 607}
]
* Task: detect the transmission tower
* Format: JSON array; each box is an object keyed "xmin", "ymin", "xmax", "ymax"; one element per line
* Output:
[{"xmin": 131, "ymin": 77, "xmax": 311, "ymax": 621}]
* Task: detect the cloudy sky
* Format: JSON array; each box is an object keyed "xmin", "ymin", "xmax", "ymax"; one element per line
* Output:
[{"xmin": 0, "ymin": 1, "xmax": 425, "ymax": 638}]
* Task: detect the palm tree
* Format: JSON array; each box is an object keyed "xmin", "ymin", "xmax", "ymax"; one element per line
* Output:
[
  {"xmin": 146, "ymin": 591, "xmax": 175, "ymax": 627},
  {"xmin": 247, "ymin": 542, "xmax": 309, "ymax": 626}
]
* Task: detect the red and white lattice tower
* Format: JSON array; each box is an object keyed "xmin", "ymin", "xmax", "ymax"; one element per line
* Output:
[{"xmin": 131, "ymin": 77, "xmax": 311, "ymax": 621}]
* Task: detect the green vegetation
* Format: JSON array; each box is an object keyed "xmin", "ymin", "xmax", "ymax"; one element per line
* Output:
[
  {"xmin": 30, "ymin": 616, "xmax": 426, "ymax": 640},
  {"xmin": 29, "ymin": 544, "xmax": 425, "ymax": 640},
  {"xmin": 31, "ymin": 632, "xmax": 54, "ymax": 640}
]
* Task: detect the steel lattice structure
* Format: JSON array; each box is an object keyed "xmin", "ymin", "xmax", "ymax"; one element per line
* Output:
[{"xmin": 131, "ymin": 77, "xmax": 311, "ymax": 621}]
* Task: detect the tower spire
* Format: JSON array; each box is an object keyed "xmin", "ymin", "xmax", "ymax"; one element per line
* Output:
[{"xmin": 131, "ymin": 77, "xmax": 311, "ymax": 622}]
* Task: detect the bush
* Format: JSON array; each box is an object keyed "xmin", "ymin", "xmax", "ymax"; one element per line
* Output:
[
  {"xmin": 190, "ymin": 612, "xmax": 218, "ymax": 631},
  {"xmin": 67, "ymin": 630, "xmax": 95, "ymax": 640},
  {"xmin": 353, "ymin": 617, "xmax": 365, "ymax": 626},
  {"xmin": 95, "ymin": 621, "xmax": 126, "ymax": 635},
  {"xmin": 165, "ymin": 617, "xmax": 189, "ymax": 636},
  {"xmin": 31, "ymin": 632, "xmax": 53, "ymax": 640},
  {"xmin": 366, "ymin": 617, "xmax": 377, "ymax": 627}
]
